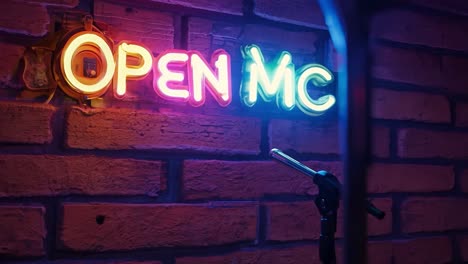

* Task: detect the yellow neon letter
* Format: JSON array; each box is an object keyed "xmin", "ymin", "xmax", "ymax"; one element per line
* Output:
[
  {"xmin": 154, "ymin": 51, "xmax": 190, "ymax": 101},
  {"xmin": 189, "ymin": 50, "xmax": 232, "ymax": 107},
  {"xmin": 114, "ymin": 42, "xmax": 153, "ymax": 97},
  {"xmin": 61, "ymin": 32, "xmax": 115, "ymax": 94}
]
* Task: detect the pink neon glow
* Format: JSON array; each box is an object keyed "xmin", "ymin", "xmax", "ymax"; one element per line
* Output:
[
  {"xmin": 153, "ymin": 49, "xmax": 232, "ymax": 107},
  {"xmin": 153, "ymin": 51, "xmax": 190, "ymax": 102},
  {"xmin": 188, "ymin": 50, "xmax": 232, "ymax": 107}
]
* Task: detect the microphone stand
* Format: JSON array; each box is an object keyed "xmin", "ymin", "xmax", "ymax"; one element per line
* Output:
[{"xmin": 270, "ymin": 148, "xmax": 384, "ymax": 264}]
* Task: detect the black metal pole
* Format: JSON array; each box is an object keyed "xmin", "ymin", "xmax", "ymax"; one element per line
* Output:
[{"xmin": 316, "ymin": 1, "xmax": 371, "ymax": 264}]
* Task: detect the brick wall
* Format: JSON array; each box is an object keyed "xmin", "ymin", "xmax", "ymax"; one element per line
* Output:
[{"xmin": 0, "ymin": 0, "xmax": 467, "ymax": 263}]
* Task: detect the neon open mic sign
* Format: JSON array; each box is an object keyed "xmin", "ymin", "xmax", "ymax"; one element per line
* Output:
[{"xmin": 59, "ymin": 31, "xmax": 336, "ymax": 116}]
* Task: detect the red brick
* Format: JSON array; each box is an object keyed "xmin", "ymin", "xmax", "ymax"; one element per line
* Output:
[
  {"xmin": 115, "ymin": 262, "xmax": 161, "ymax": 264},
  {"xmin": 270, "ymin": 119, "xmax": 339, "ymax": 154},
  {"xmin": 93, "ymin": 0, "xmax": 174, "ymax": 102},
  {"xmin": 372, "ymin": 88, "xmax": 450, "ymax": 123},
  {"xmin": 0, "ymin": 1, "xmax": 49, "ymax": 36},
  {"xmin": 372, "ymin": 45, "xmax": 442, "ymax": 87},
  {"xmin": 459, "ymin": 235, "xmax": 468, "ymax": 262},
  {"xmin": 366, "ymin": 242, "xmax": 393, "ymax": 264},
  {"xmin": 188, "ymin": 18, "xmax": 320, "ymax": 66},
  {"xmin": 461, "ymin": 169, "xmax": 468, "ymax": 193},
  {"xmin": 442, "ymin": 18, "xmax": 468, "ymax": 52},
  {"xmin": 41, "ymin": 262, "xmax": 162, "ymax": 264},
  {"xmin": 365, "ymin": 199, "xmax": 393, "ymax": 236},
  {"xmin": 94, "ymin": 0, "xmax": 173, "ymax": 53},
  {"xmin": 0, "ymin": 42, "xmax": 25, "ymax": 88},
  {"xmin": 24, "ymin": 0, "xmax": 79, "ymax": 7},
  {"xmin": 266, "ymin": 201, "xmax": 320, "ymax": 241},
  {"xmin": 457, "ymin": 102, "xmax": 468, "ymax": 127},
  {"xmin": 372, "ymin": 9, "xmax": 444, "ymax": 48},
  {"xmin": 151, "ymin": 0, "xmax": 243, "ymax": 15},
  {"xmin": 372, "ymin": 126, "xmax": 390, "ymax": 158},
  {"xmin": 177, "ymin": 245, "xmax": 320, "ymax": 264},
  {"xmin": 398, "ymin": 128, "xmax": 468, "ymax": 159},
  {"xmin": 0, "ymin": 206, "xmax": 46, "ymax": 257},
  {"xmin": 336, "ymin": 198, "xmax": 393, "ymax": 238},
  {"xmin": 253, "ymin": 0, "xmax": 326, "ymax": 29},
  {"xmin": 336, "ymin": 242, "xmax": 393, "ymax": 264},
  {"xmin": 367, "ymin": 163, "xmax": 454, "ymax": 193},
  {"xmin": 241, "ymin": 25, "xmax": 319, "ymax": 66},
  {"xmin": 0, "ymin": 155, "xmax": 164, "ymax": 197},
  {"xmin": 409, "ymin": 0, "xmax": 468, "ymax": 16},
  {"xmin": 442, "ymin": 56, "xmax": 468, "ymax": 95},
  {"xmin": 401, "ymin": 197, "xmax": 468, "ymax": 233},
  {"xmin": 60, "ymin": 202, "xmax": 258, "ymax": 251},
  {"xmin": 66, "ymin": 107, "xmax": 261, "ymax": 154},
  {"xmin": 393, "ymin": 237, "xmax": 452, "ymax": 264},
  {"xmin": 182, "ymin": 160, "xmax": 342, "ymax": 200},
  {"xmin": 266, "ymin": 199, "xmax": 392, "ymax": 242},
  {"xmin": 0, "ymin": 101, "xmax": 55, "ymax": 144},
  {"xmin": 372, "ymin": 9, "xmax": 468, "ymax": 53},
  {"xmin": 188, "ymin": 18, "xmax": 243, "ymax": 60}
]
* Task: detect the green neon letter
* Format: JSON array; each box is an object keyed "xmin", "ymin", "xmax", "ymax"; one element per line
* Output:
[
  {"xmin": 296, "ymin": 64, "xmax": 335, "ymax": 116},
  {"xmin": 241, "ymin": 45, "xmax": 295, "ymax": 111}
]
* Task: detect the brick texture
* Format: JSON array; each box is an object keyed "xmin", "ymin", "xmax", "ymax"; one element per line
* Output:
[
  {"xmin": 188, "ymin": 18, "xmax": 242, "ymax": 60},
  {"xmin": 372, "ymin": 9, "xmax": 445, "ymax": 48},
  {"xmin": 0, "ymin": 155, "xmax": 164, "ymax": 197},
  {"xmin": 178, "ymin": 243, "xmax": 392, "ymax": 264},
  {"xmin": 177, "ymin": 245, "xmax": 320, "ymax": 264},
  {"xmin": 0, "ymin": 0, "xmax": 467, "ymax": 261},
  {"xmin": 253, "ymin": 0, "xmax": 326, "ymax": 28},
  {"xmin": 364, "ymin": 199, "xmax": 393, "ymax": 237},
  {"xmin": 410, "ymin": 0, "xmax": 468, "ymax": 16},
  {"xmin": 0, "ymin": 101, "xmax": 55, "ymax": 144},
  {"xmin": 393, "ymin": 237, "xmax": 452, "ymax": 264},
  {"xmin": 151, "ymin": 0, "xmax": 243, "ymax": 15},
  {"xmin": 367, "ymin": 163, "xmax": 454, "ymax": 193},
  {"xmin": 266, "ymin": 199, "xmax": 392, "ymax": 241},
  {"xmin": 372, "ymin": 45, "xmax": 442, "ymax": 88},
  {"xmin": 0, "ymin": 1, "xmax": 49, "ymax": 36},
  {"xmin": 94, "ymin": 0, "xmax": 174, "ymax": 53},
  {"xmin": 457, "ymin": 102, "xmax": 468, "ymax": 127},
  {"xmin": 461, "ymin": 169, "xmax": 468, "ymax": 193},
  {"xmin": 93, "ymin": 0, "xmax": 174, "ymax": 102},
  {"xmin": 66, "ymin": 107, "xmax": 261, "ymax": 154},
  {"xmin": 336, "ymin": 242, "xmax": 393, "ymax": 264},
  {"xmin": 25, "ymin": 0, "xmax": 79, "ymax": 7},
  {"xmin": 271, "ymin": 121, "xmax": 387, "ymax": 157},
  {"xmin": 270, "ymin": 119, "xmax": 339, "ymax": 154},
  {"xmin": 459, "ymin": 235, "xmax": 468, "ymax": 262},
  {"xmin": 372, "ymin": 9, "xmax": 468, "ymax": 53},
  {"xmin": 241, "ymin": 24, "xmax": 319, "ymax": 66},
  {"xmin": 442, "ymin": 56, "xmax": 468, "ymax": 95},
  {"xmin": 372, "ymin": 88, "xmax": 450, "ymax": 123},
  {"xmin": 398, "ymin": 128, "xmax": 468, "ymax": 159},
  {"xmin": 266, "ymin": 201, "xmax": 320, "ymax": 241},
  {"xmin": 60, "ymin": 202, "xmax": 258, "ymax": 251},
  {"xmin": 0, "ymin": 206, "xmax": 46, "ymax": 257},
  {"xmin": 182, "ymin": 160, "xmax": 342, "ymax": 200},
  {"xmin": 401, "ymin": 198, "xmax": 468, "ymax": 233},
  {"xmin": 0, "ymin": 42, "xmax": 25, "ymax": 88},
  {"xmin": 366, "ymin": 242, "xmax": 393, "ymax": 264},
  {"xmin": 187, "ymin": 17, "xmax": 320, "ymax": 66},
  {"xmin": 372, "ymin": 125, "xmax": 390, "ymax": 158}
]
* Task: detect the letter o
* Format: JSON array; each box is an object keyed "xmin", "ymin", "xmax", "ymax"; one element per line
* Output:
[{"xmin": 61, "ymin": 32, "xmax": 115, "ymax": 94}]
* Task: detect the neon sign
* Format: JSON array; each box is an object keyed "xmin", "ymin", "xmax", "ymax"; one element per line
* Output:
[
  {"xmin": 153, "ymin": 50, "xmax": 232, "ymax": 107},
  {"xmin": 58, "ymin": 31, "xmax": 335, "ymax": 116},
  {"xmin": 241, "ymin": 45, "xmax": 335, "ymax": 116}
]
